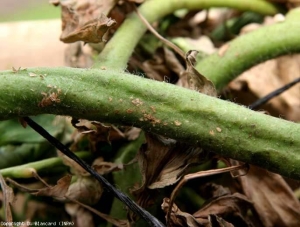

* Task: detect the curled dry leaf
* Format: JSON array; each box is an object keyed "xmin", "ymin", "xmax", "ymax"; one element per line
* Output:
[
  {"xmin": 59, "ymin": 150, "xmax": 89, "ymax": 176},
  {"xmin": 132, "ymin": 133, "xmax": 206, "ymax": 207},
  {"xmin": 166, "ymin": 163, "xmax": 248, "ymax": 226},
  {"xmin": 67, "ymin": 199, "xmax": 129, "ymax": 227},
  {"xmin": 92, "ymin": 157, "xmax": 123, "ymax": 175},
  {"xmin": 66, "ymin": 176, "xmax": 102, "ymax": 205},
  {"xmin": 200, "ymin": 183, "xmax": 231, "ymax": 199},
  {"xmin": 141, "ymin": 56, "xmax": 169, "ymax": 81},
  {"xmin": 208, "ymin": 214, "xmax": 234, "ymax": 227},
  {"xmin": 193, "ymin": 193, "xmax": 252, "ymax": 226},
  {"xmin": 163, "ymin": 192, "xmax": 252, "ymax": 227},
  {"xmin": 65, "ymin": 204, "xmax": 95, "ymax": 227},
  {"xmin": 124, "ymin": 127, "xmax": 142, "ymax": 141},
  {"xmin": 182, "ymin": 50, "xmax": 217, "ymax": 96},
  {"xmin": 61, "ymin": 14, "xmax": 116, "ymax": 43},
  {"xmin": 137, "ymin": 45, "xmax": 184, "ymax": 82},
  {"xmin": 65, "ymin": 42, "xmax": 94, "ymax": 68},
  {"xmin": 163, "ymin": 47, "xmax": 185, "ymax": 77},
  {"xmin": 0, "ymin": 174, "xmax": 14, "ymax": 222},
  {"xmin": 58, "ymin": 0, "xmax": 117, "ymax": 44},
  {"xmin": 161, "ymin": 198, "xmax": 200, "ymax": 227},
  {"xmin": 72, "ymin": 119, "xmax": 125, "ymax": 148},
  {"xmin": 33, "ymin": 175, "xmax": 72, "ymax": 200},
  {"xmin": 239, "ymin": 166, "xmax": 300, "ymax": 227},
  {"xmin": 163, "ymin": 202, "xmax": 236, "ymax": 227}
]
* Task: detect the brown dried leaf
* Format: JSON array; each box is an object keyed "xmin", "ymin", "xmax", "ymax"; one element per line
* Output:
[
  {"xmin": 163, "ymin": 47, "xmax": 185, "ymax": 76},
  {"xmin": 73, "ymin": 119, "xmax": 125, "ymax": 143},
  {"xmin": 65, "ymin": 204, "xmax": 95, "ymax": 227},
  {"xmin": 67, "ymin": 199, "xmax": 129, "ymax": 227},
  {"xmin": 183, "ymin": 50, "xmax": 217, "ymax": 96},
  {"xmin": 64, "ymin": 42, "xmax": 93, "ymax": 68},
  {"xmin": 66, "ymin": 176, "xmax": 102, "ymax": 205},
  {"xmin": 33, "ymin": 175, "xmax": 72, "ymax": 199},
  {"xmin": 124, "ymin": 127, "xmax": 142, "ymax": 140},
  {"xmin": 131, "ymin": 46, "xmax": 184, "ymax": 82},
  {"xmin": 200, "ymin": 183, "xmax": 231, "ymax": 200},
  {"xmin": 92, "ymin": 121, "xmax": 126, "ymax": 142},
  {"xmin": 193, "ymin": 193, "xmax": 252, "ymax": 225},
  {"xmin": 162, "ymin": 198, "xmax": 201, "ymax": 227},
  {"xmin": 141, "ymin": 54, "xmax": 171, "ymax": 81},
  {"xmin": 133, "ymin": 133, "xmax": 205, "ymax": 207},
  {"xmin": 165, "ymin": 164, "xmax": 248, "ymax": 226},
  {"xmin": 92, "ymin": 157, "xmax": 124, "ymax": 175},
  {"xmin": 162, "ymin": 199, "xmax": 236, "ymax": 227},
  {"xmin": 60, "ymin": 14, "xmax": 116, "ymax": 43},
  {"xmin": 228, "ymin": 54, "xmax": 300, "ymax": 121},
  {"xmin": 59, "ymin": 151, "xmax": 89, "ymax": 176},
  {"xmin": 0, "ymin": 174, "xmax": 14, "ymax": 222},
  {"xmin": 208, "ymin": 214, "xmax": 235, "ymax": 227},
  {"xmin": 163, "ymin": 192, "xmax": 251, "ymax": 226},
  {"xmin": 239, "ymin": 166, "xmax": 300, "ymax": 227},
  {"xmin": 58, "ymin": 0, "xmax": 118, "ymax": 44}
]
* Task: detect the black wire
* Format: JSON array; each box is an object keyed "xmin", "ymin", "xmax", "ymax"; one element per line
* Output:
[
  {"xmin": 249, "ymin": 77, "xmax": 300, "ymax": 110},
  {"xmin": 23, "ymin": 117, "xmax": 165, "ymax": 227}
]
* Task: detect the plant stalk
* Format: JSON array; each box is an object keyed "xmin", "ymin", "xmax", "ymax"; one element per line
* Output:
[
  {"xmin": 0, "ymin": 152, "xmax": 91, "ymax": 178},
  {"xmin": 197, "ymin": 9, "xmax": 300, "ymax": 89},
  {"xmin": 94, "ymin": 0, "xmax": 280, "ymax": 69},
  {"xmin": 0, "ymin": 67, "xmax": 299, "ymax": 179}
]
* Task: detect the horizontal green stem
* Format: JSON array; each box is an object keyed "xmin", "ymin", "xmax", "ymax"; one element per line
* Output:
[
  {"xmin": 197, "ymin": 8, "xmax": 300, "ymax": 90},
  {"xmin": 0, "ymin": 67, "xmax": 300, "ymax": 179},
  {"xmin": 95, "ymin": 0, "xmax": 279, "ymax": 69},
  {"xmin": 0, "ymin": 152, "xmax": 92, "ymax": 178}
]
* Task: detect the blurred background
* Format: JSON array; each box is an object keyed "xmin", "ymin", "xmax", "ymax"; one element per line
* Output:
[
  {"xmin": 0, "ymin": 1, "xmax": 65, "ymax": 69},
  {"xmin": 0, "ymin": 0, "xmax": 59, "ymax": 22}
]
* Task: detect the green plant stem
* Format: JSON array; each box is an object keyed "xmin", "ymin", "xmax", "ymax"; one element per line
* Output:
[
  {"xmin": 0, "ymin": 152, "xmax": 92, "ymax": 178},
  {"xmin": 94, "ymin": 0, "xmax": 279, "ymax": 69},
  {"xmin": 0, "ymin": 68, "xmax": 300, "ymax": 179},
  {"xmin": 197, "ymin": 8, "xmax": 300, "ymax": 90}
]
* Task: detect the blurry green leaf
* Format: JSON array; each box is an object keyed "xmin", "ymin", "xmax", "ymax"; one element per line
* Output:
[
  {"xmin": 0, "ymin": 143, "xmax": 53, "ymax": 169},
  {"xmin": 109, "ymin": 133, "xmax": 145, "ymax": 221},
  {"xmin": 0, "ymin": 115, "xmax": 72, "ymax": 168},
  {"xmin": 0, "ymin": 115, "xmax": 66, "ymax": 145}
]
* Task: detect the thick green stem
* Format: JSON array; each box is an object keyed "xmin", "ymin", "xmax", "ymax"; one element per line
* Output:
[
  {"xmin": 94, "ymin": 0, "xmax": 279, "ymax": 69},
  {"xmin": 0, "ymin": 68, "xmax": 299, "ymax": 179},
  {"xmin": 197, "ymin": 9, "xmax": 300, "ymax": 90},
  {"xmin": 0, "ymin": 152, "xmax": 92, "ymax": 178}
]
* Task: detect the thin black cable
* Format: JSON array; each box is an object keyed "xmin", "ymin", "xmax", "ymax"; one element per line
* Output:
[
  {"xmin": 23, "ymin": 117, "xmax": 165, "ymax": 227},
  {"xmin": 249, "ymin": 77, "xmax": 300, "ymax": 110}
]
